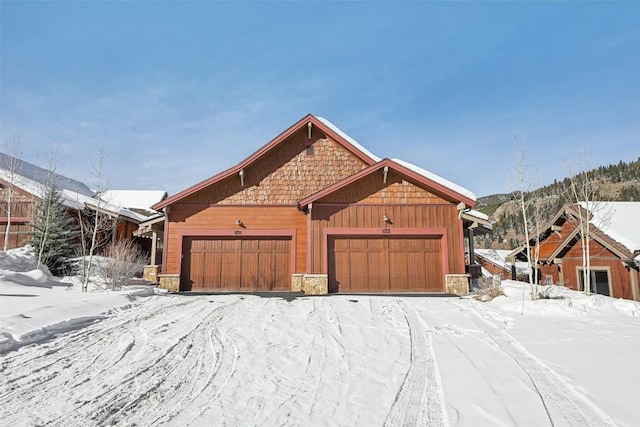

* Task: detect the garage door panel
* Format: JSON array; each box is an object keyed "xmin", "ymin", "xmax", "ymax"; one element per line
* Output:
[
  {"xmin": 189, "ymin": 251, "xmax": 205, "ymax": 289},
  {"xmin": 329, "ymin": 236, "xmax": 444, "ymax": 293},
  {"xmin": 203, "ymin": 252, "xmax": 221, "ymax": 287},
  {"xmin": 389, "ymin": 250, "xmax": 409, "ymax": 290},
  {"xmin": 367, "ymin": 250, "xmax": 386, "ymax": 291},
  {"xmin": 349, "ymin": 252, "xmax": 368, "ymax": 290},
  {"xmin": 184, "ymin": 237, "xmax": 290, "ymax": 291},
  {"xmin": 240, "ymin": 251, "xmax": 259, "ymax": 289}
]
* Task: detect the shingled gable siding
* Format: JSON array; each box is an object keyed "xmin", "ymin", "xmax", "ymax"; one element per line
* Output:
[
  {"xmin": 180, "ymin": 128, "xmax": 369, "ymax": 206},
  {"xmin": 318, "ymin": 170, "xmax": 448, "ymax": 205}
]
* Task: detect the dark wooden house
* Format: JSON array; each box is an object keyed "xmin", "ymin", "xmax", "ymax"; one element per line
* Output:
[
  {"xmin": 509, "ymin": 202, "xmax": 640, "ymax": 300},
  {"xmin": 0, "ymin": 153, "xmax": 151, "ymax": 251}
]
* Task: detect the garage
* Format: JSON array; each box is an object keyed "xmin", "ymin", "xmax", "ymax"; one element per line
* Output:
[
  {"xmin": 181, "ymin": 236, "xmax": 291, "ymax": 291},
  {"xmin": 327, "ymin": 235, "xmax": 444, "ymax": 293}
]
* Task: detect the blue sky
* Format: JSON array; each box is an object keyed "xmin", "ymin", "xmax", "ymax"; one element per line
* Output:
[{"xmin": 1, "ymin": 1, "xmax": 638, "ymax": 198}]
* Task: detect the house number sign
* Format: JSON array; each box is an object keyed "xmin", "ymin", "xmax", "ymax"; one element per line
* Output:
[
  {"xmin": 234, "ymin": 230, "xmax": 242, "ymax": 235},
  {"xmin": 382, "ymin": 228, "xmax": 391, "ymax": 234}
]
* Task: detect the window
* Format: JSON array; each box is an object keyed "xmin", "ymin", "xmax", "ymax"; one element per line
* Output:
[
  {"xmin": 577, "ymin": 268, "xmax": 611, "ymax": 296},
  {"xmin": 306, "ymin": 142, "xmax": 314, "ymax": 155}
]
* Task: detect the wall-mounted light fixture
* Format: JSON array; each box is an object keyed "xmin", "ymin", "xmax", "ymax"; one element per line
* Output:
[
  {"xmin": 383, "ymin": 214, "xmax": 392, "ymax": 224},
  {"xmin": 235, "ymin": 218, "xmax": 245, "ymax": 228}
]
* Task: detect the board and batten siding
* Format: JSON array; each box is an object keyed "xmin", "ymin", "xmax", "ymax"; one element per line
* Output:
[
  {"xmin": 309, "ymin": 203, "xmax": 464, "ymax": 276},
  {"xmin": 163, "ymin": 205, "xmax": 307, "ymax": 276},
  {"xmin": 558, "ymin": 238, "xmax": 635, "ymax": 300}
]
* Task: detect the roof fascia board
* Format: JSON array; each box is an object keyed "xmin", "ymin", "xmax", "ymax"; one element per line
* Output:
[{"xmin": 154, "ymin": 114, "xmax": 379, "ymax": 210}]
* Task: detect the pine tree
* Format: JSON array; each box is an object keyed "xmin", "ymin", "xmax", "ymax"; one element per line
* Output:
[{"xmin": 28, "ymin": 184, "xmax": 80, "ymax": 276}]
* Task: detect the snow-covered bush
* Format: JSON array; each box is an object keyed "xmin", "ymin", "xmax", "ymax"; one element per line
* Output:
[
  {"xmin": 476, "ymin": 276, "xmax": 504, "ymax": 302},
  {"xmin": 537, "ymin": 285, "xmax": 569, "ymax": 300},
  {"xmin": 98, "ymin": 240, "xmax": 147, "ymax": 290}
]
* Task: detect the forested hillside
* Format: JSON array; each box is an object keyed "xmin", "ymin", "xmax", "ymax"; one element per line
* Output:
[{"xmin": 475, "ymin": 157, "xmax": 640, "ymax": 249}]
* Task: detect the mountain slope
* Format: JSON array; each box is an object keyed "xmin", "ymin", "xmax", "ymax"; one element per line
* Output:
[{"xmin": 475, "ymin": 157, "xmax": 640, "ymax": 249}]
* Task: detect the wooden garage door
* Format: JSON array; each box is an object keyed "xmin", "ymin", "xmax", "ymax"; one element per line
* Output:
[
  {"xmin": 328, "ymin": 236, "xmax": 443, "ymax": 293},
  {"xmin": 182, "ymin": 237, "xmax": 291, "ymax": 291}
]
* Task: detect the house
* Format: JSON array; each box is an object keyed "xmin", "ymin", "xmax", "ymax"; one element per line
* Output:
[
  {"xmin": 100, "ymin": 190, "xmax": 168, "ymax": 265},
  {"xmin": 509, "ymin": 202, "xmax": 640, "ymax": 300},
  {"xmin": 153, "ymin": 114, "xmax": 489, "ymax": 294},
  {"xmin": 474, "ymin": 248, "xmax": 528, "ymax": 281},
  {"xmin": 0, "ymin": 153, "xmax": 156, "ymax": 251}
]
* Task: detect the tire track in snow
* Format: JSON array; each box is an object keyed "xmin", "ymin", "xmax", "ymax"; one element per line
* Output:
[
  {"xmin": 95, "ymin": 298, "xmax": 244, "ymax": 426},
  {"xmin": 0, "ymin": 295, "xmax": 242, "ymax": 426},
  {"xmin": 384, "ymin": 300, "xmax": 449, "ymax": 427},
  {"xmin": 456, "ymin": 300, "xmax": 616, "ymax": 427},
  {"xmin": 255, "ymin": 298, "xmax": 334, "ymax": 426}
]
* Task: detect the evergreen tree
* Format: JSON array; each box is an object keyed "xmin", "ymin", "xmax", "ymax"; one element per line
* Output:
[{"xmin": 28, "ymin": 184, "xmax": 80, "ymax": 276}]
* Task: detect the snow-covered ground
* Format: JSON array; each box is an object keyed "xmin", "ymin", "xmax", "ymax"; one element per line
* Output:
[{"xmin": 1, "ymin": 248, "xmax": 639, "ymax": 426}]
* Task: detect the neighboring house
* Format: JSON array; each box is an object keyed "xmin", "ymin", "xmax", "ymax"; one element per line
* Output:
[
  {"xmin": 474, "ymin": 248, "xmax": 528, "ymax": 281},
  {"xmin": 100, "ymin": 190, "xmax": 168, "ymax": 265},
  {"xmin": 0, "ymin": 153, "xmax": 153, "ymax": 251},
  {"xmin": 509, "ymin": 202, "xmax": 640, "ymax": 300},
  {"xmin": 153, "ymin": 114, "xmax": 489, "ymax": 294}
]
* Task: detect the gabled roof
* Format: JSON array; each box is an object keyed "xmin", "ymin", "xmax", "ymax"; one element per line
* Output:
[
  {"xmin": 0, "ymin": 153, "xmax": 148, "ymax": 223},
  {"xmin": 509, "ymin": 202, "xmax": 640, "ymax": 264},
  {"xmin": 0, "ymin": 153, "xmax": 93, "ymax": 197},
  {"xmin": 154, "ymin": 114, "xmax": 380, "ymax": 210},
  {"xmin": 298, "ymin": 158, "xmax": 476, "ymax": 209},
  {"xmin": 475, "ymin": 249, "xmax": 529, "ymax": 274},
  {"xmin": 100, "ymin": 190, "xmax": 167, "ymax": 214}
]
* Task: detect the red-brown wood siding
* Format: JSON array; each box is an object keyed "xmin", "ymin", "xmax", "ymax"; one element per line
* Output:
[
  {"xmin": 531, "ymin": 230, "xmax": 637, "ymax": 299},
  {"xmin": 310, "ymin": 203, "xmax": 464, "ymax": 278},
  {"xmin": 182, "ymin": 236, "xmax": 291, "ymax": 291},
  {"xmin": 180, "ymin": 128, "xmax": 368, "ymax": 205},
  {"xmin": 0, "ymin": 184, "xmax": 38, "ymax": 249},
  {"xmin": 557, "ymin": 238, "xmax": 634, "ymax": 299},
  {"xmin": 163, "ymin": 205, "xmax": 307, "ymax": 276},
  {"xmin": 0, "ymin": 223, "xmax": 32, "ymax": 248},
  {"xmin": 536, "ymin": 219, "xmax": 577, "ymax": 260}
]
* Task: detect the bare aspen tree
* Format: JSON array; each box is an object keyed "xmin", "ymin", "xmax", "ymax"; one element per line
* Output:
[
  {"xmin": 81, "ymin": 146, "xmax": 115, "ymax": 292},
  {"xmin": 514, "ymin": 138, "xmax": 536, "ymax": 300},
  {"xmin": 566, "ymin": 151, "xmax": 602, "ymax": 295},
  {"xmin": 1, "ymin": 139, "xmax": 22, "ymax": 250}
]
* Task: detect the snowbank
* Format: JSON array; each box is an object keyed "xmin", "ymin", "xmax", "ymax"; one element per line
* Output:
[
  {"xmin": 490, "ymin": 280, "xmax": 640, "ymax": 318},
  {"xmin": 0, "ymin": 247, "xmax": 155, "ymax": 354}
]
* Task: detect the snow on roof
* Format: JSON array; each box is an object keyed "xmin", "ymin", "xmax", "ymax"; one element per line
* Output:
[
  {"xmin": 315, "ymin": 117, "xmax": 382, "ymax": 162},
  {"xmin": 580, "ymin": 201, "xmax": 640, "ymax": 256},
  {"xmin": 0, "ymin": 153, "xmax": 93, "ymax": 197},
  {"xmin": 466, "ymin": 209, "xmax": 489, "ymax": 222},
  {"xmin": 391, "ymin": 158, "xmax": 477, "ymax": 202},
  {"xmin": 0, "ymin": 160, "xmax": 147, "ymax": 223},
  {"xmin": 312, "ymin": 117, "xmax": 477, "ymax": 203},
  {"xmin": 475, "ymin": 249, "xmax": 529, "ymax": 273},
  {"xmin": 100, "ymin": 190, "xmax": 167, "ymax": 213}
]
